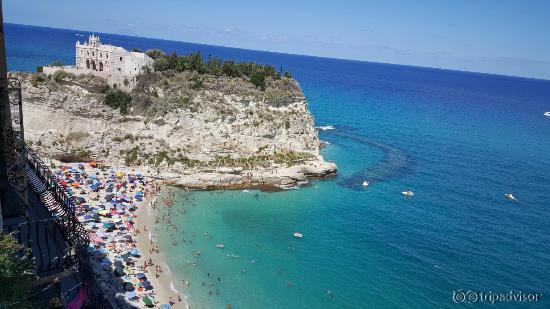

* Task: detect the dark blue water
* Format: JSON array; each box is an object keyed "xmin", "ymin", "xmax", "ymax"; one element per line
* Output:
[{"xmin": 6, "ymin": 23, "xmax": 550, "ymax": 308}]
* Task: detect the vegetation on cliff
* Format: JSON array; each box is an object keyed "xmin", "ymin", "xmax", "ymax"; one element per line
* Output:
[
  {"xmin": 147, "ymin": 49, "xmax": 291, "ymax": 90},
  {"xmin": 0, "ymin": 232, "xmax": 36, "ymax": 308}
]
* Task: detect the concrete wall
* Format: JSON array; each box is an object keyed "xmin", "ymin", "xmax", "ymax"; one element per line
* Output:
[{"xmin": 42, "ymin": 66, "xmax": 137, "ymax": 92}]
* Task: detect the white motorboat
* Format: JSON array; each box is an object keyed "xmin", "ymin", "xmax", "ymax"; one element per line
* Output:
[
  {"xmin": 362, "ymin": 181, "xmax": 369, "ymax": 187},
  {"xmin": 505, "ymin": 193, "xmax": 516, "ymax": 201},
  {"xmin": 402, "ymin": 190, "xmax": 414, "ymax": 197},
  {"xmin": 216, "ymin": 243, "xmax": 224, "ymax": 248},
  {"xmin": 293, "ymin": 232, "xmax": 303, "ymax": 238},
  {"xmin": 544, "ymin": 112, "xmax": 550, "ymax": 117}
]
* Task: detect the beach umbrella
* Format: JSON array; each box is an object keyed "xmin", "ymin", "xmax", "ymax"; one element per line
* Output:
[
  {"xmin": 126, "ymin": 291, "xmax": 137, "ymax": 300},
  {"xmin": 123, "ymin": 281, "xmax": 135, "ymax": 291},
  {"xmin": 136, "ymin": 273, "xmax": 146, "ymax": 279},
  {"xmin": 130, "ymin": 249, "xmax": 140, "ymax": 257},
  {"xmin": 160, "ymin": 304, "xmax": 171, "ymax": 309},
  {"xmin": 142, "ymin": 280, "xmax": 153, "ymax": 290},
  {"xmin": 142, "ymin": 296, "xmax": 154, "ymax": 307},
  {"xmin": 121, "ymin": 253, "xmax": 132, "ymax": 263},
  {"xmin": 103, "ymin": 222, "xmax": 115, "ymax": 228},
  {"xmin": 114, "ymin": 266, "xmax": 125, "ymax": 277},
  {"xmin": 93, "ymin": 249, "xmax": 106, "ymax": 259}
]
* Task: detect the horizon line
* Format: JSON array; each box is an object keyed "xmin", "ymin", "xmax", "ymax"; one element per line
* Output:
[{"xmin": 6, "ymin": 22, "xmax": 550, "ymax": 83}]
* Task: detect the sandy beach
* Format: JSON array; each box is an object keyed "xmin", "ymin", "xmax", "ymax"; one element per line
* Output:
[
  {"xmin": 48, "ymin": 161, "xmax": 192, "ymax": 308},
  {"xmin": 134, "ymin": 183, "xmax": 189, "ymax": 309}
]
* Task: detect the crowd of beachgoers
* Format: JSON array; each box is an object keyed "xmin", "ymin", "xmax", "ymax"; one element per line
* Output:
[{"xmin": 53, "ymin": 161, "xmax": 183, "ymax": 308}]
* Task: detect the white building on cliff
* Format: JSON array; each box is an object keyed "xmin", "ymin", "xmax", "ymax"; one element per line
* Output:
[
  {"xmin": 43, "ymin": 34, "xmax": 154, "ymax": 90},
  {"xmin": 75, "ymin": 35, "xmax": 153, "ymax": 75}
]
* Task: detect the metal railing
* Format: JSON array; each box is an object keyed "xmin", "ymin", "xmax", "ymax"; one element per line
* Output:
[{"xmin": 21, "ymin": 144, "xmax": 109, "ymax": 308}]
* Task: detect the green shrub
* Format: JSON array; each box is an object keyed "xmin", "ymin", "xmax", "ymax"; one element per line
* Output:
[
  {"xmin": 151, "ymin": 51, "xmax": 290, "ymax": 88},
  {"xmin": 250, "ymin": 72, "xmax": 266, "ymax": 90},
  {"xmin": 146, "ymin": 49, "xmax": 166, "ymax": 60},
  {"xmin": 284, "ymin": 72, "xmax": 292, "ymax": 78},
  {"xmin": 179, "ymin": 96, "xmax": 190, "ymax": 108},
  {"xmin": 49, "ymin": 60, "xmax": 64, "ymax": 67},
  {"xmin": 131, "ymin": 47, "xmax": 142, "ymax": 52},
  {"xmin": 31, "ymin": 75, "xmax": 45, "ymax": 87},
  {"xmin": 52, "ymin": 70, "xmax": 72, "ymax": 82},
  {"xmin": 36, "ymin": 66, "xmax": 43, "ymax": 73},
  {"xmin": 104, "ymin": 89, "xmax": 132, "ymax": 115},
  {"xmin": 0, "ymin": 232, "xmax": 35, "ymax": 308}
]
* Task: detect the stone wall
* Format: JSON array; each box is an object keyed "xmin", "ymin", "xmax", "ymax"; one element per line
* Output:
[{"xmin": 42, "ymin": 66, "xmax": 136, "ymax": 91}]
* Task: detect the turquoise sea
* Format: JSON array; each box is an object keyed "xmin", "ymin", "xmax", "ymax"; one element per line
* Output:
[{"xmin": 6, "ymin": 23, "xmax": 550, "ymax": 308}]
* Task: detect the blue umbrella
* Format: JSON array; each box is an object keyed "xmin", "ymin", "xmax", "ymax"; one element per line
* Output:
[
  {"xmin": 131, "ymin": 249, "xmax": 140, "ymax": 256},
  {"xmin": 126, "ymin": 291, "xmax": 137, "ymax": 300},
  {"xmin": 136, "ymin": 273, "xmax": 146, "ymax": 279},
  {"xmin": 160, "ymin": 304, "xmax": 171, "ymax": 309}
]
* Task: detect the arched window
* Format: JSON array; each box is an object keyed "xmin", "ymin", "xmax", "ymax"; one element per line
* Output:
[
  {"xmin": 120, "ymin": 57, "xmax": 123, "ymax": 61},
  {"xmin": 99, "ymin": 62, "xmax": 103, "ymax": 71},
  {"xmin": 91, "ymin": 60, "xmax": 96, "ymax": 71},
  {"xmin": 86, "ymin": 59, "xmax": 90, "ymax": 69}
]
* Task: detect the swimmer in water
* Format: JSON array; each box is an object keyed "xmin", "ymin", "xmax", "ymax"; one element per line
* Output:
[
  {"xmin": 251, "ymin": 259, "xmax": 256, "ymax": 264},
  {"xmin": 241, "ymin": 268, "xmax": 247, "ymax": 273},
  {"xmin": 328, "ymin": 290, "xmax": 334, "ymax": 300}
]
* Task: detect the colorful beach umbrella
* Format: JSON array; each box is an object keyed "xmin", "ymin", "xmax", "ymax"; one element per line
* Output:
[{"xmin": 142, "ymin": 296, "xmax": 153, "ymax": 307}]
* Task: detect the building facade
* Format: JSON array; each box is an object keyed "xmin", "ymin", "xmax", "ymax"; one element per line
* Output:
[{"xmin": 75, "ymin": 34, "xmax": 153, "ymax": 76}]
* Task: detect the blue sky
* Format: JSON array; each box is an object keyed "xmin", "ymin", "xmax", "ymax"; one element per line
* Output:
[{"xmin": 5, "ymin": 0, "xmax": 550, "ymax": 79}]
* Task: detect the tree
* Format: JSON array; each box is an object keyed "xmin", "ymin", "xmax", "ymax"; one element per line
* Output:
[
  {"xmin": 189, "ymin": 52, "xmax": 203, "ymax": 73},
  {"xmin": 153, "ymin": 57, "xmax": 171, "ymax": 71},
  {"xmin": 104, "ymin": 89, "xmax": 132, "ymax": 115},
  {"xmin": 145, "ymin": 49, "xmax": 166, "ymax": 60},
  {"xmin": 0, "ymin": 232, "xmax": 35, "ymax": 308},
  {"xmin": 250, "ymin": 71, "xmax": 266, "ymax": 90},
  {"xmin": 131, "ymin": 47, "xmax": 142, "ymax": 52}
]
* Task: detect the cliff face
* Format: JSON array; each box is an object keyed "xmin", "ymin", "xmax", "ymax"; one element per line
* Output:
[{"xmin": 12, "ymin": 71, "xmax": 336, "ymax": 188}]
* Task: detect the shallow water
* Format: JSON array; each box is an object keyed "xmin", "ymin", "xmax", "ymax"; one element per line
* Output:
[{"xmin": 7, "ymin": 23, "xmax": 550, "ymax": 308}]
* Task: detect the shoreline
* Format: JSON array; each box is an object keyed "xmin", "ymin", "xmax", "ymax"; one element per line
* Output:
[
  {"xmin": 135, "ymin": 182, "xmax": 189, "ymax": 309},
  {"xmin": 48, "ymin": 158, "xmax": 335, "ymax": 308}
]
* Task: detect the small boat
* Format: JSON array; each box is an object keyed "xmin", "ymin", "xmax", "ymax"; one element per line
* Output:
[
  {"xmin": 216, "ymin": 243, "xmax": 224, "ymax": 248},
  {"xmin": 544, "ymin": 112, "xmax": 550, "ymax": 117},
  {"xmin": 402, "ymin": 190, "xmax": 414, "ymax": 196},
  {"xmin": 505, "ymin": 193, "xmax": 516, "ymax": 201},
  {"xmin": 293, "ymin": 232, "xmax": 303, "ymax": 238},
  {"xmin": 362, "ymin": 181, "xmax": 369, "ymax": 187}
]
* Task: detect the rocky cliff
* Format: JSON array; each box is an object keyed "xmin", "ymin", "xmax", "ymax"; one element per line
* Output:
[{"xmin": 11, "ymin": 70, "xmax": 336, "ymax": 189}]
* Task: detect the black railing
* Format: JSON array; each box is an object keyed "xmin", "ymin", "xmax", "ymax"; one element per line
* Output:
[
  {"xmin": 22, "ymin": 145, "xmax": 89, "ymax": 252},
  {"xmin": 21, "ymin": 144, "xmax": 109, "ymax": 308}
]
